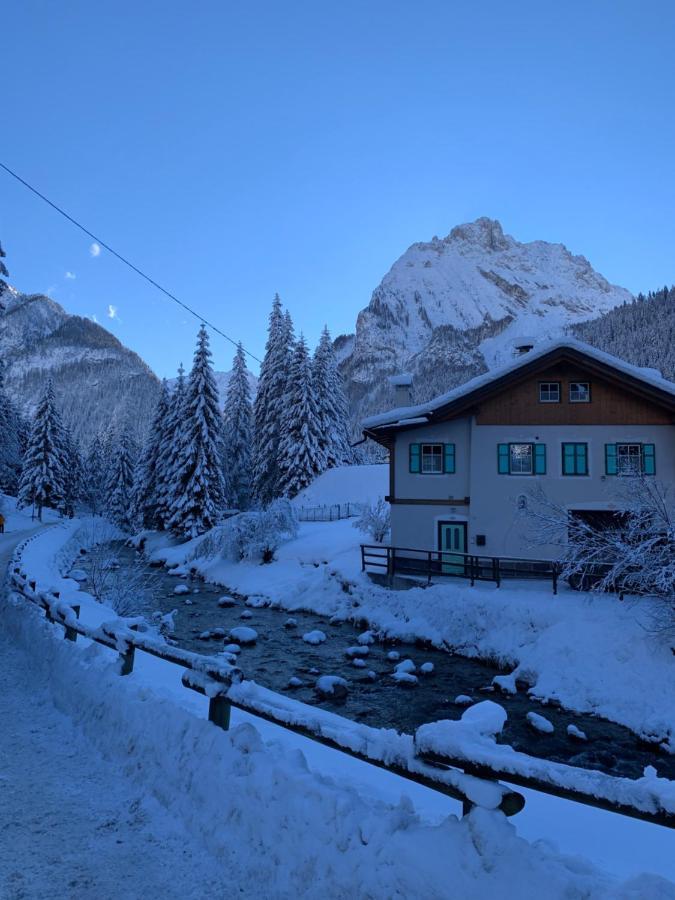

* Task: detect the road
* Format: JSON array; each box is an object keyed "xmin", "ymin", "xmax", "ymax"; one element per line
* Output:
[{"xmin": 0, "ymin": 525, "xmax": 229, "ymax": 900}]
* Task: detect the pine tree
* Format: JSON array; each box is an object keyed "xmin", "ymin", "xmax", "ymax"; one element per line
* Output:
[
  {"xmin": 167, "ymin": 326, "xmax": 226, "ymax": 538},
  {"xmin": 61, "ymin": 426, "xmax": 84, "ymax": 517},
  {"xmin": 17, "ymin": 380, "xmax": 68, "ymax": 520},
  {"xmin": 0, "ymin": 361, "xmax": 24, "ymax": 494},
  {"xmin": 155, "ymin": 365, "xmax": 186, "ymax": 529},
  {"xmin": 252, "ymin": 295, "xmax": 294, "ymax": 505},
  {"xmin": 84, "ymin": 433, "xmax": 106, "ymax": 514},
  {"xmin": 277, "ymin": 336, "xmax": 325, "ymax": 498},
  {"xmin": 132, "ymin": 380, "xmax": 170, "ymax": 528},
  {"xmin": 313, "ymin": 326, "xmax": 354, "ymax": 470},
  {"xmin": 106, "ymin": 428, "xmax": 136, "ymax": 530},
  {"xmin": 223, "ymin": 343, "xmax": 253, "ymax": 510}
]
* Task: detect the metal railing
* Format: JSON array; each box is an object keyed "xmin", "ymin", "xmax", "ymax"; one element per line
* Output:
[
  {"xmin": 8, "ymin": 535, "xmax": 674, "ymax": 831},
  {"xmin": 296, "ymin": 502, "xmax": 364, "ymax": 522},
  {"xmin": 361, "ymin": 544, "xmax": 562, "ymax": 593}
]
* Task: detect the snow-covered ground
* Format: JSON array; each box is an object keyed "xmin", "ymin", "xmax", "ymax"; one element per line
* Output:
[
  {"xmin": 6, "ymin": 520, "xmax": 673, "ymax": 896},
  {"xmin": 291, "ymin": 463, "xmax": 388, "ymax": 507}
]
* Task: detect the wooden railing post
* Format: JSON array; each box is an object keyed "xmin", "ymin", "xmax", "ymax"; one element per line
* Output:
[
  {"xmin": 493, "ymin": 558, "xmax": 501, "ymax": 588},
  {"xmin": 208, "ymin": 695, "xmax": 232, "ymax": 730},
  {"xmin": 427, "ymin": 550, "xmax": 432, "ymax": 584},
  {"xmin": 64, "ymin": 604, "xmax": 80, "ymax": 642},
  {"xmin": 118, "ymin": 644, "xmax": 136, "ymax": 676}
]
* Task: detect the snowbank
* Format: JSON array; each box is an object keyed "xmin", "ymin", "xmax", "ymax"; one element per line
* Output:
[
  {"xmin": 291, "ymin": 464, "xmax": 388, "ymax": 507},
  {"xmin": 6, "ymin": 536, "xmax": 666, "ymax": 897}
]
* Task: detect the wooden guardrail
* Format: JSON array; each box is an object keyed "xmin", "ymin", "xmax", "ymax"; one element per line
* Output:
[
  {"xmin": 6, "ymin": 550, "xmax": 523, "ymax": 820},
  {"xmin": 9, "ymin": 534, "xmax": 674, "ymax": 831},
  {"xmin": 361, "ymin": 544, "xmax": 562, "ymax": 593}
]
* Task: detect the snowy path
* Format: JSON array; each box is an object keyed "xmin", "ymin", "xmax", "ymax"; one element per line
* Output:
[{"xmin": 0, "ymin": 527, "xmax": 229, "ymax": 900}]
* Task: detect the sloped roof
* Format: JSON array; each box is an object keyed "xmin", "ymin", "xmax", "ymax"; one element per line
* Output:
[{"xmin": 362, "ymin": 338, "xmax": 675, "ymax": 433}]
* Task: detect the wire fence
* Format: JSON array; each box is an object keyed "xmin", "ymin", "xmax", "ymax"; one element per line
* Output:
[{"xmin": 295, "ymin": 502, "xmax": 365, "ymax": 522}]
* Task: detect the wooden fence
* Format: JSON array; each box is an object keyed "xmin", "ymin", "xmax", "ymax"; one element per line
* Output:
[
  {"xmin": 7, "ymin": 535, "xmax": 674, "ymax": 831},
  {"xmin": 361, "ymin": 544, "xmax": 562, "ymax": 593}
]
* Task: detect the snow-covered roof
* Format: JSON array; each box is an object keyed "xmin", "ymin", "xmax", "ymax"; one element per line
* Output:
[
  {"xmin": 388, "ymin": 373, "xmax": 413, "ymax": 387},
  {"xmin": 362, "ymin": 338, "xmax": 675, "ymax": 431}
]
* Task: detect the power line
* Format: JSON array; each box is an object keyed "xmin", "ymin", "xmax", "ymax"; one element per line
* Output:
[{"xmin": 0, "ymin": 160, "xmax": 262, "ymax": 364}]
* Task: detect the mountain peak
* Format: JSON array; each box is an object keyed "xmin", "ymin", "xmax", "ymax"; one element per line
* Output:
[{"xmin": 447, "ymin": 217, "xmax": 510, "ymax": 251}]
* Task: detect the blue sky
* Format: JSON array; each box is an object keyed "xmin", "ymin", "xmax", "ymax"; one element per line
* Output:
[{"xmin": 2, "ymin": 1, "xmax": 674, "ymax": 377}]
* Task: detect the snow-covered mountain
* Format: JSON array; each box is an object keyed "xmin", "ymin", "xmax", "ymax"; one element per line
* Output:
[
  {"xmin": 339, "ymin": 217, "xmax": 633, "ymax": 424},
  {"xmin": 0, "ymin": 285, "xmax": 161, "ymax": 446}
]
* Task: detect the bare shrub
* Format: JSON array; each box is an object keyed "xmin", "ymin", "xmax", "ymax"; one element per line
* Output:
[{"xmin": 353, "ymin": 498, "xmax": 391, "ymax": 544}]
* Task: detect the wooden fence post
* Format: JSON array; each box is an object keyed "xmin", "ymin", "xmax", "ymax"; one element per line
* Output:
[
  {"xmin": 64, "ymin": 605, "xmax": 80, "ymax": 642},
  {"xmin": 208, "ymin": 695, "xmax": 231, "ymax": 730},
  {"xmin": 118, "ymin": 644, "xmax": 136, "ymax": 676}
]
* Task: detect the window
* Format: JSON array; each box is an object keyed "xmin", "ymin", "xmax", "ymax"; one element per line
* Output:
[
  {"xmin": 569, "ymin": 382, "xmax": 590, "ymax": 403},
  {"xmin": 409, "ymin": 443, "xmax": 455, "ymax": 474},
  {"xmin": 562, "ymin": 443, "xmax": 588, "ymax": 476},
  {"xmin": 498, "ymin": 443, "xmax": 546, "ymax": 475},
  {"xmin": 539, "ymin": 382, "xmax": 561, "ymax": 403},
  {"xmin": 421, "ymin": 443, "xmax": 443, "ymax": 473},
  {"xmin": 605, "ymin": 443, "xmax": 656, "ymax": 476}
]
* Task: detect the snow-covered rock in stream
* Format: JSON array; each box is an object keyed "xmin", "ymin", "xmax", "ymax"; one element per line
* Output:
[
  {"xmin": 240, "ymin": 610, "xmax": 253, "ymax": 620},
  {"xmin": 455, "ymin": 695, "xmax": 474, "ymax": 706},
  {"xmin": 303, "ymin": 630, "xmax": 327, "ymax": 645},
  {"xmin": 394, "ymin": 659, "xmax": 416, "ymax": 675},
  {"xmin": 527, "ymin": 712, "xmax": 555, "ymax": 734},
  {"xmin": 345, "ymin": 645, "xmax": 369, "ymax": 659},
  {"xmin": 387, "ymin": 651, "xmax": 400, "ymax": 662},
  {"xmin": 217, "ymin": 596, "xmax": 236, "ymax": 607},
  {"xmin": 420, "ymin": 662, "xmax": 434, "ymax": 675},
  {"xmin": 358, "ymin": 630, "xmax": 375, "ymax": 645},
  {"xmin": 567, "ymin": 724, "xmax": 588, "ymax": 742},
  {"xmin": 174, "ymin": 584, "xmax": 190, "ymax": 595},
  {"xmin": 224, "ymin": 643, "xmax": 241, "ymax": 655},
  {"xmin": 283, "ymin": 618, "xmax": 298, "ymax": 629},
  {"xmin": 228, "ymin": 626, "xmax": 258, "ymax": 645},
  {"xmin": 287, "ymin": 676, "xmax": 303, "ymax": 688},
  {"xmin": 352, "ymin": 658, "xmax": 367, "ymax": 669},
  {"xmin": 392, "ymin": 671, "xmax": 418, "ymax": 686},
  {"xmin": 315, "ymin": 675, "xmax": 349, "ymax": 699}
]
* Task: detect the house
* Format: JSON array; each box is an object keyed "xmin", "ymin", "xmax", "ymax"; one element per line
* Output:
[{"xmin": 362, "ymin": 339, "xmax": 675, "ymax": 562}]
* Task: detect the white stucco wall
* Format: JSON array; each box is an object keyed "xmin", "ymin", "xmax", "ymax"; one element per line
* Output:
[{"xmin": 389, "ymin": 420, "xmax": 675, "ymax": 560}]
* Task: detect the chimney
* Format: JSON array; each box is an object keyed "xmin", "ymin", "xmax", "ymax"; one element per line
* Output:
[
  {"xmin": 512, "ymin": 337, "xmax": 536, "ymax": 357},
  {"xmin": 388, "ymin": 373, "xmax": 413, "ymax": 406}
]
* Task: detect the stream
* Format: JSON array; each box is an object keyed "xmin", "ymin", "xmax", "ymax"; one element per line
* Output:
[{"xmin": 76, "ymin": 542, "xmax": 674, "ymax": 782}]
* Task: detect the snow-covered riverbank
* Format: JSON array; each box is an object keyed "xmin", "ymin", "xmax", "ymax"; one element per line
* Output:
[{"xmin": 144, "ymin": 518, "xmax": 675, "ymax": 748}]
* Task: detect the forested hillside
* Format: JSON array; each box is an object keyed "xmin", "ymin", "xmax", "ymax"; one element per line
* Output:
[{"xmin": 572, "ymin": 286, "xmax": 675, "ymax": 379}]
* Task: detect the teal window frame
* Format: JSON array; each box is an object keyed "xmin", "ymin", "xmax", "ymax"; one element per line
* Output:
[
  {"xmin": 562, "ymin": 442, "xmax": 588, "ymax": 476},
  {"xmin": 604, "ymin": 443, "xmax": 656, "ymax": 476},
  {"xmin": 409, "ymin": 442, "xmax": 456, "ymax": 474},
  {"xmin": 497, "ymin": 442, "xmax": 546, "ymax": 475}
]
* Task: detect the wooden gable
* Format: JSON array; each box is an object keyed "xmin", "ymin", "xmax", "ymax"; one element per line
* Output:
[{"xmin": 474, "ymin": 362, "xmax": 674, "ymax": 426}]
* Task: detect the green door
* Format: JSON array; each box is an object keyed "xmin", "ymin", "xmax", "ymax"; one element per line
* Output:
[{"xmin": 439, "ymin": 523, "xmax": 467, "ymax": 575}]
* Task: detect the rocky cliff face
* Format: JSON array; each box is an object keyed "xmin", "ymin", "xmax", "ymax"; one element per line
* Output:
[
  {"xmin": 0, "ymin": 287, "xmax": 161, "ymax": 446},
  {"xmin": 339, "ymin": 217, "xmax": 633, "ymax": 426}
]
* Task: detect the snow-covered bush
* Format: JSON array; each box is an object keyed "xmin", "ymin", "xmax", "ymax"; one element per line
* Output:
[
  {"xmin": 527, "ymin": 478, "xmax": 675, "ymax": 637},
  {"xmin": 185, "ymin": 499, "xmax": 298, "ymax": 565},
  {"xmin": 353, "ymin": 498, "xmax": 390, "ymax": 543}
]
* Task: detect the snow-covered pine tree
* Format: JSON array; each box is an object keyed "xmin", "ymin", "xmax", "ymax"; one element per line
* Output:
[
  {"xmin": 61, "ymin": 425, "xmax": 84, "ymax": 517},
  {"xmin": 223, "ymin": 343, "xmax": 253, "ymax": 510},
  {"xmin": 0, "ymin": 361, "xmax": 25, "ymax": 494},
  {"xmin": 252, "ymin": 295, "xmax": 294, "ymax": 506},
  {"xmin": 106, "ymin": 427, "xmax": 137, "ymax": 530},
  {"xmin": 17, "ymin": 379, "xmax": 68, "ymax": 520},
  {"xmin": 155, "ymin": 364, "xmax": 186, "ymax": 529},
  {"xmin": 313, "ymin": 325, "xmax": 354, "ymax": 470},
  {"xmin": 84, "ymin": 432, "xmax": 106, "ymax": 514},
  {"xmin": 167, "ymin": 326, "xmax": 226, "ymax": 538},
  {"xmin": 132, "ymin": 380, "xmax": 170, "ymax": 529},
  {"xmin": 276, "ymin": 335, "xmax": 326, "ymax": 498}
]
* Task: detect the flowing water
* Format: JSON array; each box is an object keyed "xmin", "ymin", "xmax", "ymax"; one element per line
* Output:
[{"xmin": 77, "ymin": 543, "xmax": 674, "ymax": 782}]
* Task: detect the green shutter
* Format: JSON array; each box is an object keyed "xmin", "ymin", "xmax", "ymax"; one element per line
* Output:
[
  {"xmin": 534, "ymin": 443, "xmax": 546, "ymax": 475},
  {"xmin": 577, "ymin": 443, "xmax": 588, "ymax": 475},
  {"xmin": 562, "ymin": 443, "xmax": 575, "ymax": 475},
  {"xmin": 643, "ymin": 443, "xmax": 655, "ymax": 475},
  {"xmin": 443, "ymin": 443, "xmax": 455, "ymax": 474},
  {"xmin": 605, "ymin": 444, "xmax": 617, "ymax": 475},
  {"xmin": 497, "ymin": 443, "xmax": 509, "ymax": 474},
  {"xmin": 409, "ymin": 443, "xmax": 421, "ymax": 473}
]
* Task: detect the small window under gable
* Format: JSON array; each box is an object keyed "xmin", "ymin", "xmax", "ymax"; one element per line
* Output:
[
  {"xmin": 569, "ymin": 381, "xmax": 591, "ymax": 403},
  {"xmin": 539, "ymin": 382, "xmax": 561, "ymax": 403}
]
